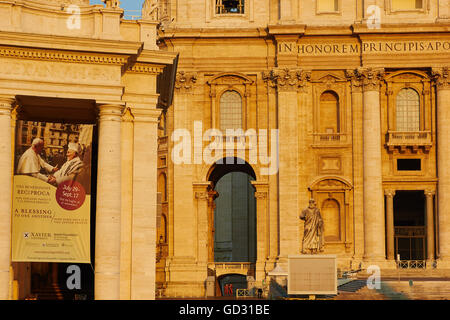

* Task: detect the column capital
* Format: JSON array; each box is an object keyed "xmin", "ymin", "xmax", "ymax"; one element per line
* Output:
[
  {"xmin": 432, "ymin": 67, "xmax": 450, "ymax": 90},
  {"xmin": 425, "ymin": 189, "xmax": 436, "ymax": 197},
  {"xmin": 384, "ymin": 189, "xmax": 396, "ymax": 197},
  {"xmin": 96, "ymin": 103, "xmax": 125, "ymax": 122},
  {"xmin": 345, "ymin": 69, "xmax": 363, "ymax": 93},
  {"xmin": 262, "ymin": 68, "xmax": 311, "ymax": 92},
  {"xmin": 357, "ymin": 67, "xmax": 385, "ymax": 92},
  {"xmin": 0, "ymin": 96, "xmax": 15, "ymax": 115},
  {"xmin": 175, "ymin": 71, "xmax": 197, "ymax": 92}
]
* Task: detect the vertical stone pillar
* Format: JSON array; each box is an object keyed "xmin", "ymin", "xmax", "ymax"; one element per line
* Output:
[
  {"xmin": 130, "ymin": 106, "xmax": 161, "ymax": 300},
  {"xmin": 385, "ymin": 190, "xmax": 396, "ymax": 261},
  {"xmin": 173, "ymin": 71, "xmax": 197, "ymax": 258},
  {"xmin": 207, "ymin": 190, "xmax": 218, "ymax": 262},
  {"xmin": 0, "ymin": 97, "xmax": 14, "ymax": 300},
  {"xmin": 346, "ymin": 70, "xmax": 364, "ymax": 261},
  {"xmin": 95, "ymin": 103, "xmax": 124, "ymax": 300},
  {"xmin": 193, "ymin": 183, "xmax": 212, "ymax": 266},
  {"xmin": 251, "ymin": 181, "xmax": 269, "ymax": 282},
  {"xmin": 425, "ymin": 190, "xmax": 435, "ymax": 262},
  {"xmin": 433, "ymin": 67, "xmax": 450, "ymax": 264},
  {"xmin": 360, "ymin": 68, "xmax": 386, "ymax": 262},
  {"xmin": 267, "ymin": 68, "xmax": 302, "ymax": 261}
]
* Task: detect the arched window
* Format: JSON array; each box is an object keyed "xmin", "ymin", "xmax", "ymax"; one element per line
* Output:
[
  {"xmin": 220, "ymin": 90, "xmax": 242, "ymax": 131},
  {"xmin": 396, "ymin": 88, "xmax": 420, "ymax": 132},
  {"xmin": 319, "ymin": 91, "xmax": 340, "ymax": 134}
]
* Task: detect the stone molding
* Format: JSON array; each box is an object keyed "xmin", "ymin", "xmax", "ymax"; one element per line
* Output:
[
  {"xmin": 357, "ymin": 67, "xmax": 385, "ymax": 92},
  {"xmin": 127, "ymin": 63, "xmax": 165, "ymax": 75},
  {"xmin": 432, "ymin": 67, "xmax": 450, "ymax": 90},
  {"xmin": 0, "ymin": 47, "xmax": 128, "ymax": 66},
  {"xmin": 262, "ymin": 68, "xmax": 311, "ymax": 92},
  {"xmin": 175, "ymin": 71, "xmax": 197, "ymax": 92}
]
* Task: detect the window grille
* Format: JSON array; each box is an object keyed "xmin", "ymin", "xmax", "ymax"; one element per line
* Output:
[
  {"xmin": 220, "ymin": 91, "xmax": 243, "ymax": 131},
  {"xmin": 396, "ymin": 88, "xmax": 420, "ymax": 132}
]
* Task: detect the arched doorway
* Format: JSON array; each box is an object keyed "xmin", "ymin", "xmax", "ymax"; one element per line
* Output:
[{"xmin": 208, "ymin": 158, "xmax": 257, "ymax": 264}]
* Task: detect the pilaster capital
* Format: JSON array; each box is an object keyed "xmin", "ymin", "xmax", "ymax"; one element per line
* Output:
[
  {"xmin": 384, "ymin": 189, "xmax": 396, "ymax": 198},
  {"xmin": 96, "ymin": 103, "xmax": 125, "ymax": 122},
  {"xmin": 432, "ymin": 67, "xmax": 450, "ymax": 90},
  {"xmin": 195, "ymin": 191, "xmax": 208, "ymax": 200},
  {"xmin": 175, "ymin": 71, "xmax": 197, "ymax": 92},
  {"xmin": 357, "ymin": 67, "xmax": 385, "ymax": 92},
  {"xmin": 262, "ymin": 68, "xmax": 311, "ymax": 92},
  {"xmin": 254, "ymin": 191, "xmax": 268, "ymax": 200},
  {"xmin": 425, "ymin": 189, "xmax": 436, "ymax": 197},
  {"xmin": 345, "ymin": 69, "xmax": 363, "ymax": 93}
]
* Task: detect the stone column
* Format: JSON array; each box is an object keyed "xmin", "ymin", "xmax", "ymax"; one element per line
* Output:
[
  {"xmin": 130, "ymin": 105, "xmax": 161, "ymax": 300},
  {"xmin": 360, "ymin": 68, "xmax": 386, "ymax": 262},
  {"xmin": 425, "ymin": 190, "xmax": 435, "ymax": 262},
  {"xmin": 94, "ymin": 103, "xmax": 124, "ymax": 300},
  {"xmin": 433, "ymin": 67, "xmax": 450, "ymax": 264},
  {"xmin": 346, "ymin": 70, "xmax": 364, "ymax": 261},
  {"xmin": 385, "ymin": 190, "xmax": 396, "ymax": 261},
  {"xmin": 251, "ymin": 181, "xmax": 269, "ymax": 283},
  {"xmin": 0, "ymin": 97, "xmax": 14, "ymax": 300}
]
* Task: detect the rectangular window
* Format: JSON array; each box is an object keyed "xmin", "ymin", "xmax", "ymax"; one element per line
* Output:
[
  {"xmin": 317, "ymin": 0, "xmax": 339, "ymax": 13},
  {"xmin": 392, "ymin": 0, "xmax": 423, "ymax": 11},
  {"xmin": 397, "ymin": 159, "xmax": 421, "ymax": 171},
  {"xmin": 216, "ymin": 0, "xmax": 245, "ymax": 14}
]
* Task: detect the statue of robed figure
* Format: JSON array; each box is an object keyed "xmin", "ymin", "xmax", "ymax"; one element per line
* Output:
[{"xmin": 300, "ymin": 199, "xmax": 325, "ymax": 254}]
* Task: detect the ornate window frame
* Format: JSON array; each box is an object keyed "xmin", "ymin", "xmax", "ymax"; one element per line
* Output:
[
  {"xmin": 207, "ymin": 73, "xmax": 253, "ymax": 131},
  {"xmin": 384, "ymin": 70, "xmax": 433, "ymax": 154}
]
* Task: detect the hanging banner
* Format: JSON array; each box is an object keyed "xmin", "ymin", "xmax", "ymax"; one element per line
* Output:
[{"xmin": 11, "ymin": 121, "xmax": 93, "ymax": 263}]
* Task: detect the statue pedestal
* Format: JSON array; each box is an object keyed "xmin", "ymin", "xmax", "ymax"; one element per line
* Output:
[{"xmin": 287, "ymin": 255, "xmax": 337, "ymax": 296}]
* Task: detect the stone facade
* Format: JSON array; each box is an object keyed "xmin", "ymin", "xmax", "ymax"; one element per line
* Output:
[
  {"xmin": 0, "ymin": 0, "xmax": 177, "ymax": 300},
  {"xmin": 157, "ymin": 0, "xmax": 450, "ymax": 298}
]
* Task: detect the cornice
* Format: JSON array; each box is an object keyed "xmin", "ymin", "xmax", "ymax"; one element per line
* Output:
[
  {"xmin": 127, "ymin": 63, "xmax": 165, "ymax": 74},
  {"xmin": 0, "ymin": 46, "xmax": 128, "ymax": 65},
  {"xmin": 0, "ymin": 31, "xmax": 142, "ymax": 56}
]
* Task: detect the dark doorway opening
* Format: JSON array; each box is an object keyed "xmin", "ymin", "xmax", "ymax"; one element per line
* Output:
[{"xmin": 394, "ymin": 190, "xmax": 425, "ymax": 261}]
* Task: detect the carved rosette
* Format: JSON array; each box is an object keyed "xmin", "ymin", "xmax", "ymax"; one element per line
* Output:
[
  {"xmin": 175, "ymin": 71, "xmax": 197, "ymax": 92},
  {"xmin": 357, "ymin": 67, "xmax": 385, "ymax": 92},
  {"xmin": 263, "ymin": 68, "xmax": 311, "ymax": 92},
  {"xmin": 432, "ymin": 67, "xmax": 450, "ymax": 90}
]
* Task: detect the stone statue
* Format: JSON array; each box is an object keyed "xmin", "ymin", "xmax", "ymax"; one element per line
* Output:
[
  {"xmin": 142, "ymin": 0, "xmax": 158, "ymax": 20},
  {"xmin": 300, "ymin": 199, "xmax": 324, "ymax": 254},
  {"xmin": 102, "ymin": 0, "xmax": 120, "ymax": 9}
]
